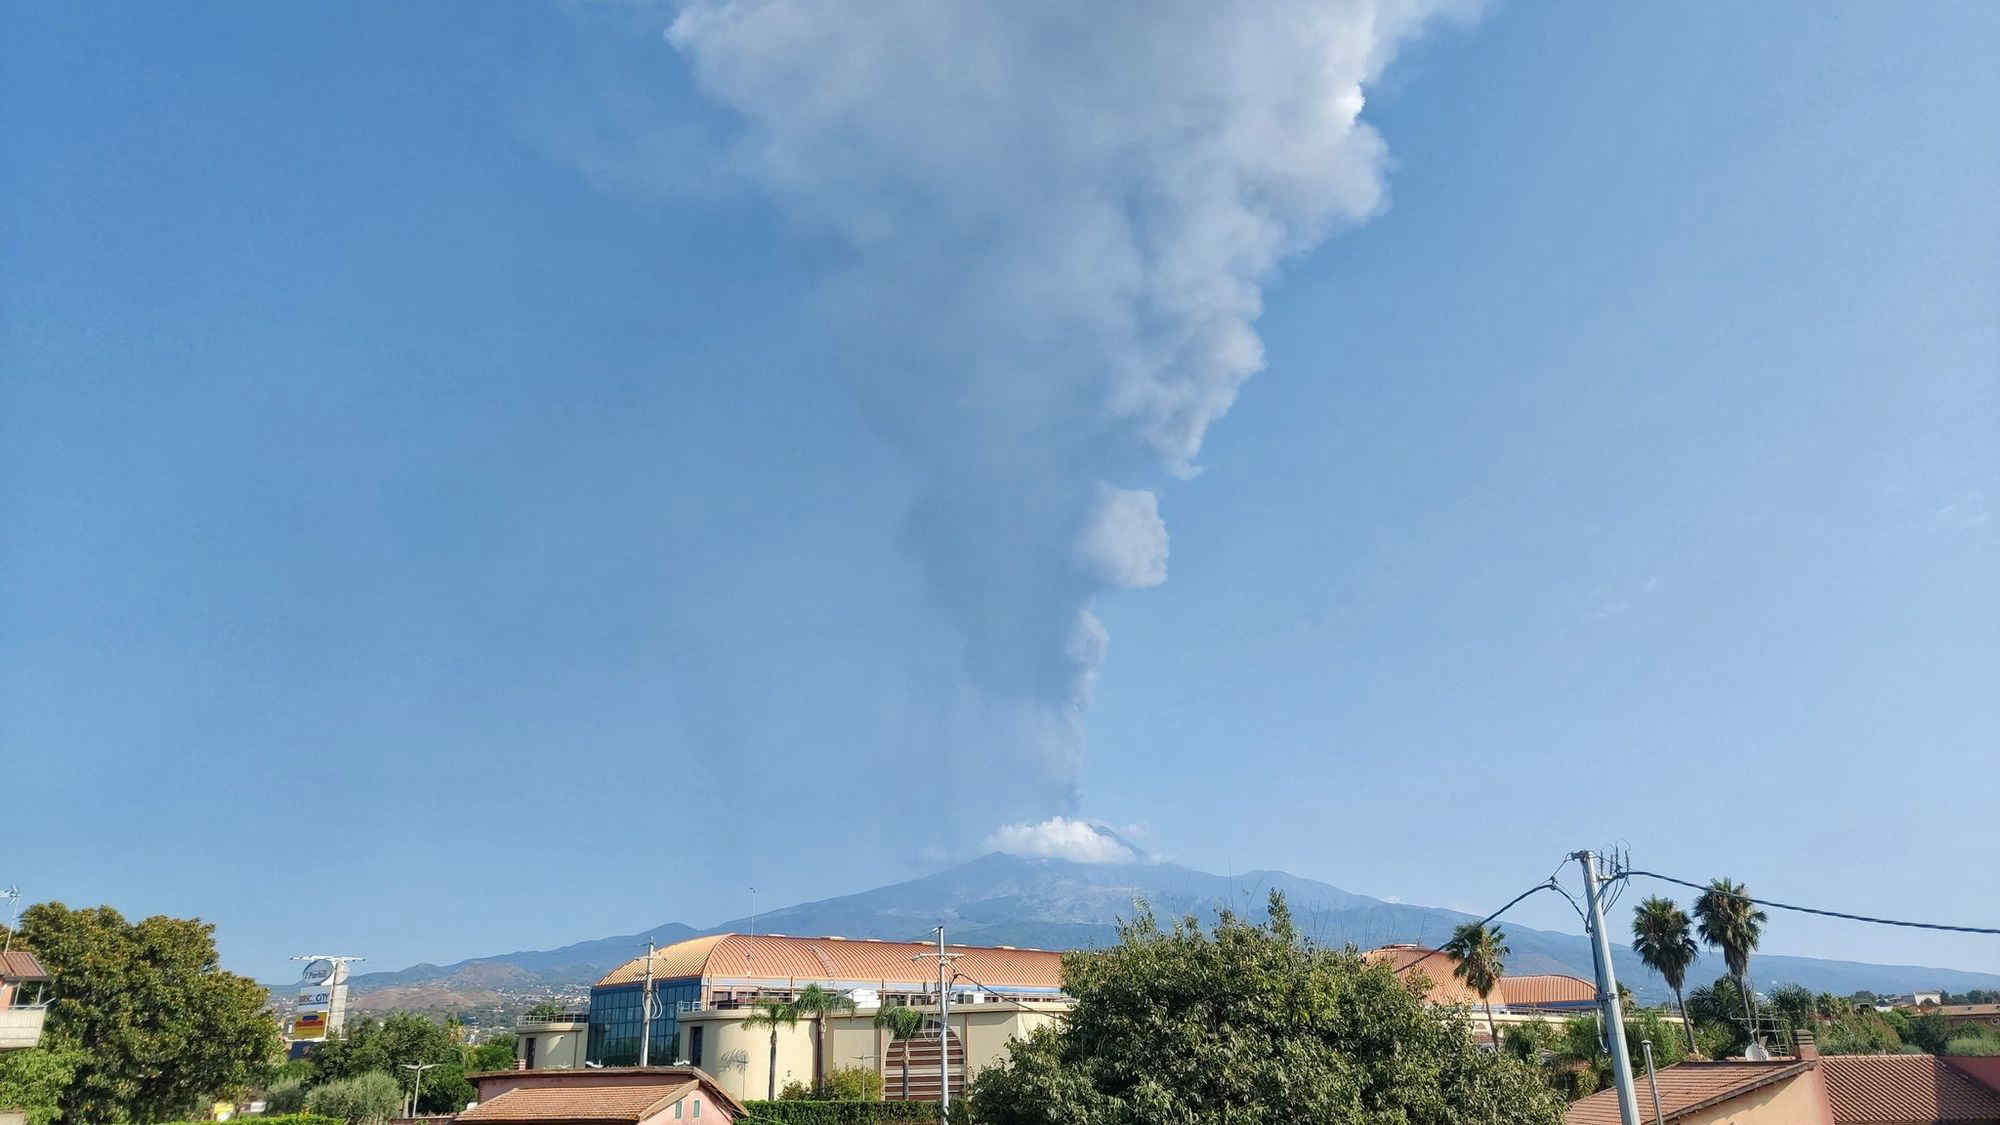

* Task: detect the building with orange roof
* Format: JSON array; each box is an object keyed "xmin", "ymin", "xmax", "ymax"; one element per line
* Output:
[
  {"xmin": 1363, "ymin": 945, "xmax": 1679, "ymax": 1044},
  {"xmin": 528, "ymin": 933, "xmax": 1071, "ymax": 1105},
  {"xmin": 464, "ymin": 1066, "xmax": 747, "ymax": 1125}
]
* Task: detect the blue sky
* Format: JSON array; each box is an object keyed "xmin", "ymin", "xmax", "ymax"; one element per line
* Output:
[{"xmin": 4, "ymin": 2, "xmax": 1994, "ymax": 984}]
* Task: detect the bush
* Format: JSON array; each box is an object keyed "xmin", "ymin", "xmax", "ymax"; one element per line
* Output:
[
  {"xmin": 1945, "ymin": 1034, "xmax": 2000, "ymax": 1057},
  {"xmin": 742, "ymin": 1101, "xmax": 941, "ymax": 1124},
  {"xmin": 266, "ymin": 1076, "xmax": 309, "ymax": 1114},
  {"xmin": 304, "ymin": 1072, "xmax": 403, "ymax": 1125},
  {"xmin": 822, "ymin": 1066, "xmax": 885, "ymax": 1101}
]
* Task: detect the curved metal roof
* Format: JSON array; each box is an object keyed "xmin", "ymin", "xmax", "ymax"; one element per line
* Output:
[{"xmin": 594, "ymin": 933, "xmax": 1064, "ymax": 993}]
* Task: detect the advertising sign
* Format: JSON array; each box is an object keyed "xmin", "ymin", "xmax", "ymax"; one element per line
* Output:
[{"xmin": 291, "ymin": 1011, "xmax": 328, "ymax": 1041}]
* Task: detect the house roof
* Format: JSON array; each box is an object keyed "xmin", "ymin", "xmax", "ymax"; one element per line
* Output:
[
  {"xmin": 1499, "ymin": 974, "xmax": 1597, "ymax": 1008},
  {"xmin": 1926, "ymin": 1005, "xmax": 2000, "ymax": 1019},
  {"xmin": 1820, "ymin": 1054, "xmax": 2000, "ymax": 1123},
  {"xmin": 465, "ymin": 1067, "xmax": 748, "ymax": 1118},
  {"xmin": 0, "ymin": 951, "xmax": 49, "ymax": 981},
  {"xmin": 594, "ymin": 933, "xmax": 1064, "ymax": 993},
  {"xmin": 1564, "ymin": 1061, "xmax": 1812, "ymax": 1125},
  {"xmin": 1360, "ymin": 946, "xmax": 1493, "ymax": 1007},
  {"xmin": 457, "ymin": 1082, "xmax": 694, "ymax": 1122}
]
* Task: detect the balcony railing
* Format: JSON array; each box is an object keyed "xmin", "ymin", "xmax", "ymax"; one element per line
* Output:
[{"xmin": 0, "ymin": 1005, "xmax": 48, "ymax": 1051}]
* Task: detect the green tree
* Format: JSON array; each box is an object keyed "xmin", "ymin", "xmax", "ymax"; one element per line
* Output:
[
  {"xmin": 743, "ymin": 997, "xmax": 803, "ymax": 1101},
  {"xmin": 466, "ymin": 1038, "xmax": 519, "ymax": 1073},
  {"xmin": 524, "ymin": 1001, "xmax": 569, "ymax": 1020},
  {"xmin": 1442, "ymin": 921, "xmax": 1509, "ymax": 1052},
  {"xmin": 1630, "ymin": 896, "xmax": 1699, "ymax": 1053},
  {"xmin": 307, "ymin": 1013, "xmax": 473, "ymax": 1113},
  {"xmin": 794, "ymin": 984, "xmax": 858, "ymax": 1092},
  {"xmin": 303, "ymin": 1072, "xmax": 402, "ymax": 1125},
  {"xmin": 1693, "ymin": 878, "xmax": 1767, "ymax": 1039},
  {"xmin": 16, "ymin": 902, "xmax": 281, "ymax": 1123},
  {"xmin": 967, "ymin": 891, "xmax": 1563, "ymax": 1124},
  {"xmin": 1687, "ymin": 975, "xmax": 1767, "ymax": 1057},
  {"xmin": 1767, "ymin": 984, "xmax": 1817, "ymax": 1037},
  {"xmin": 872, "ymin": 1004, "xmax": 927, "ymax": 1101},
  {"xmin": 0, "ymin": 1044, "xmax": 84, "ymax": 1125}
]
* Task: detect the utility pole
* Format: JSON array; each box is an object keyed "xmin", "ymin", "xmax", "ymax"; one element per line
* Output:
[
  {"xmin": 1641, "ymin": 1040, "xmax": 1665, "ymax": 1124},
  {"xmin": 1576, "ymin": 850, "xmax": 1642, "ymax": 1125},
  {"xmin": 914, "ymin": 926, "xmax": 962, "ymax": 1113},
  {"xmin": 401, "ymin": 1062, "xmax": 439, "ymax": 1118},
  {"xmin": 639, "ymin": 938, "xmax": 657, "ymax": 1068}
]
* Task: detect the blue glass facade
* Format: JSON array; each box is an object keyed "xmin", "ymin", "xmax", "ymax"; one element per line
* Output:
[{"xmin": 587, "ymin": 978, "xmax": 701, "ymax": 1066}]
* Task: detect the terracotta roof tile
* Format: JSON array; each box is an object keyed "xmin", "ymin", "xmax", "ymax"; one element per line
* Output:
[
  {"xmin": 595, "ymin": 934, "xmax": 1063, "ymax": 993},
  {"xmin": 1498, "ymin": 974, "xmax": 1597, "ymax": 1008},
  {"xmin": 458, "ymin": 1082, "xmax": 691, "ymax": 1122},
  {"xmin": 1360, "ymin": 946, "xmax": 1491, "ymax": 1007},
  {"xmin": 1564, "ymin": 1062, "xmax": 1810, "ymax": 1124},
  {"xmin": 0, "ymin": 951, "xmax": 49, "ymax": 981},
  {"xmin": 1821, "ymin": 1054, "xmax": 2000, "ymax": 1122}
]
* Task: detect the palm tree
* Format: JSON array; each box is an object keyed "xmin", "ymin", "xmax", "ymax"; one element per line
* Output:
[
  {"xmin": 1694, "ymin": 877, "xmax": 1768, "ymax": 1039},
  {"xmin": 873, "ymin": 1004, "xmax": 927, "ymax": 1101},
  {"xmin": 1443, "ymin": 921, "xmax": 1509, "ymax": 1050},
  {"xmin": 741, "ymin": 996, "xmax": 801, "ymax": 1100},
  {"xmin": 1631, "ymin": 896, "xmax": 1700, "ymax": 1053},
  {"xmin": 793, "ymin": 984, "xmax": 857, "ymax": 1093}
]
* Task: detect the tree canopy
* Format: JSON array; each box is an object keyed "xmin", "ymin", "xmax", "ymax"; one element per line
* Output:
[
  {"xmin": 305, "ymin": 1012, "xmax": 474, "ymax": 1113},
  {"xmin": 968, "ymin": 892, "xmax": 1563, "ymax": 1125},
  {"xmin": 15, "ymin": 902, "xmax": 280, "ymax": 1123}
]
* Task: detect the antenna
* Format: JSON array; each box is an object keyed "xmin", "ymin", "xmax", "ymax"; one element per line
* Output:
[{"xmin": 2, "ymin": 886, "xmax": 19, "ymax": 953}]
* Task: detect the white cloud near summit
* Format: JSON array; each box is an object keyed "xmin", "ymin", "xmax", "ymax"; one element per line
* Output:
[{"xmin": 984, "ymin": 817, "xmax": 1140, "ymax": 864}]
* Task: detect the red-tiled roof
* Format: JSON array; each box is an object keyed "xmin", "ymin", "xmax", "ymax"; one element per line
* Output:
[
  {"xmin": 1820, "ymin": 1054, "xmax": 2000, "ymax": 1123},
  {"xmin": 1947, "ymin": 1056, "xmax": 2000, "ymax": 1095},
  {"xmin": 458, "ymin": 1082, "xmax": 690, "ymax": 1122},
  {"xmin": 595, "ymin": 934, "xmax": 1062, "ymax": 992},
  {"xmin": 1564, "ymin": 1062, "xmax": 1811, "ymax": 1124},
  {"xmin": 1499, "ymin": 974, "xmax": 1597, "ymax": 1008},
  {"xmin": 0, "ymin": 951, "xmax": 49, "ymax": 981},
  {"xmin": 1360, "ymin": 946, "xmax": 1490, "ymax": 1006}
]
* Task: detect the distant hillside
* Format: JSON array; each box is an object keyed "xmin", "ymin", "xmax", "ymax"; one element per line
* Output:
[{"xmin": 334, "ymin": 853, "xmax": 2000, "ymax": 1013}]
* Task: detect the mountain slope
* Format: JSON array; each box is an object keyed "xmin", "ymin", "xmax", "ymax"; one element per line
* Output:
[{"xmin": 339, "ymin": 854, "xmax": 2000, "ymax": 1010}]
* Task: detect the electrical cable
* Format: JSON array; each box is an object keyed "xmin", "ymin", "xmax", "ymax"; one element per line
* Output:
[
  {"xmin": 1393, "ymin": 880, "xmax": 1558, "ymax": 978},
  {"xmin": 1624, "ymin": 870, "xmax": 2000, "ymax": 936}
]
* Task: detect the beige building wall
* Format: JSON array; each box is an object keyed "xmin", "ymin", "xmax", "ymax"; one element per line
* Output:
[
  {"xmin": 513, "ymin": 1019, "xmax": 590, "ymax": 1070},
  {"xmin": 1664, "ymin": 1068, "xmax": 1833, "ymax": 1125},
  {"xmin": 680, "ymin": 1002, "xmax": 1066, "ymax": 1104}
]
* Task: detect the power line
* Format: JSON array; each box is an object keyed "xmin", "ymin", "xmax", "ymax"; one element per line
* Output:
[
  {"xmin": 1623, "ymin": 870, "xmax": 2000, "ymax": 936},
  {"xmin": 1393, "ymin": 880, "xmax": 1557, "ymax": 978}
]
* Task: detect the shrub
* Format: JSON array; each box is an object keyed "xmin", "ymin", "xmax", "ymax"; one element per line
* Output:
[
  {"xmin": 265, "ymin": 1076, "xmax": 309, "ymax": 1114},
  {"xmin": 741, "ymin": 1101, "xmax": 941, "ymax": 1124},
  {"xmin": 1945, "ymin": 1034, "xmax": 2000, "ymax": 1057},
  {"xmin": 304, "ymin": 1072, "xmax": 403, "ymax": 1125},
  {"xmin": 822, "ymin": 1066, "xmax": 884, "ymax": 1101}
]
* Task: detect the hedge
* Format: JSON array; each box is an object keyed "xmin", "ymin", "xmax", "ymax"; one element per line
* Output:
[{"xmin": 741, "ymin": 1101, "xmax": 942, "ymax": 1125}]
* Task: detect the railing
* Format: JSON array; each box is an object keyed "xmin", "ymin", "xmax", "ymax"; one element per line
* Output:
[
  {"xmin": 516, "ymin": 1013, "xmax": 589, "ymax": 1027},
  {"xmin": 0, "ymin": 1005, "xmax": 48, "ymax": 1051}
]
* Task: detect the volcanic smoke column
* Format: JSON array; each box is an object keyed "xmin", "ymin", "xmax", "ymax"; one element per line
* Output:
[{"xmin": 665, "ymin": 0, "xmax": 1458, "ymax": 822}]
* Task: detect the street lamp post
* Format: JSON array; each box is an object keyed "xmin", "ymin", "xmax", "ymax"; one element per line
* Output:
[{"xmin": 401, "ymin": 1062, "xmax": 441, "ymax": 1118}]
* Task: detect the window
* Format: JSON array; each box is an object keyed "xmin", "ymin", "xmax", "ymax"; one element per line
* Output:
[
  {"xmin": 673, "ymin": 1103, "xmax": 682, "ymax": 1119},
  {"xmin": 693, "ymin": 1098, "xmax": 701, "ymax": 1118},
  {"xmin": 524, "ymin": 1038, "xmax": 536, "ymax": 1069},
  {"xmin": 690, "ymin": 1026, "xmax": 704, "ymax": 1068}
]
